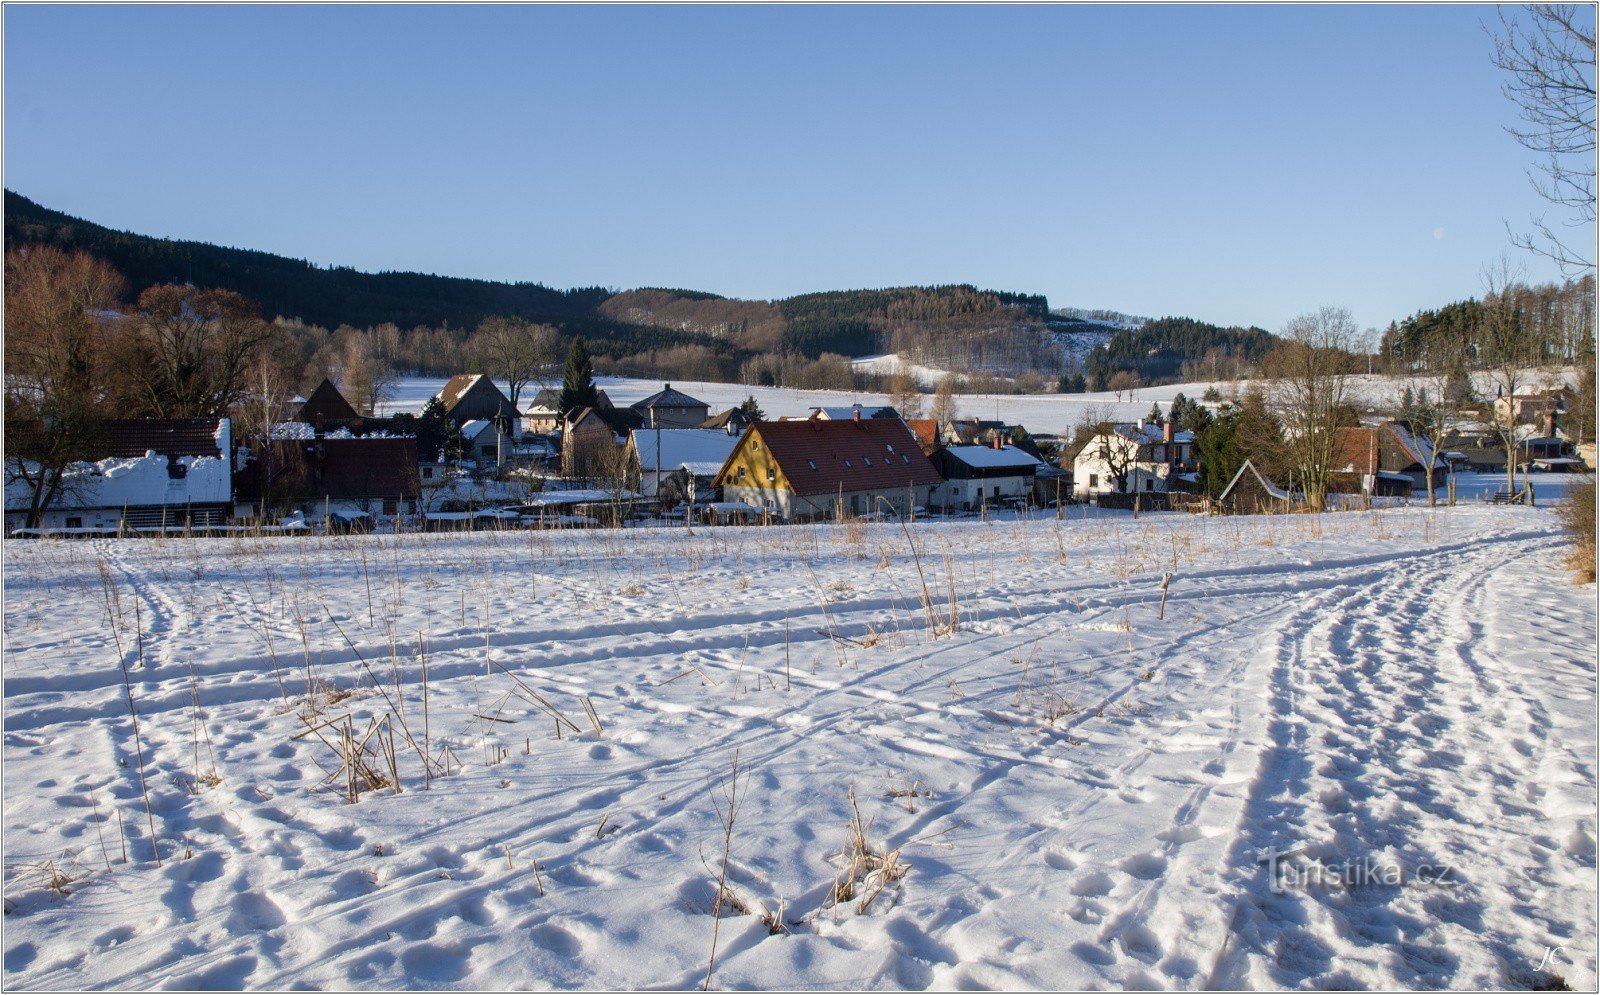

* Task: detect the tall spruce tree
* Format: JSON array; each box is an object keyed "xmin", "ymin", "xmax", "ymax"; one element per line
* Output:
[{"xmin": 557, "ymin": 337, "xmax": 600, "ymax": 415}]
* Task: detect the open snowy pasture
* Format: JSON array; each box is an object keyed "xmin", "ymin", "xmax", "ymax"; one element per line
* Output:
[{"xmin": 3, "ymin": 505, "xmax": 1594, "ymax": 990}]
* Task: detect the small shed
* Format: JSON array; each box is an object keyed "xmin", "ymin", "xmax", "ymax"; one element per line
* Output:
[{"xmin": 1218, "ymin": 460, "xmax": 1297, "ymax": 515}]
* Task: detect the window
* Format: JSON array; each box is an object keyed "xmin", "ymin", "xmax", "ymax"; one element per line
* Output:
[
  {"xmin": 844, "ymin": 459, "xmax": 852, "ymax": 469},
  {"xmin": 65, "ymin": 517, "xmax": 82, "ymax": 529},
  {"xmin": 1144, "ymin": 479, "xmax": 1154, "ymax": 491},
  {"xmin": 1089, "ymin": 474, "xmax": 1099, "ymax": 488},
  {"xmin": 753, "ymin": 440, "xmax": 761, "ymax": 452},
  {"xmin": 737, "ymin": 466, "xmax": 746, "ymax": 479},
  {"xmin": 422, "ymin": 466, "xmax": 434, "ymax": 480},
  {"xmin": 767, "ymin": 468, "xmax": 776, "ymax": 483},
  {"xmin": 885, "ymin": 444, "xmax": 895, "ymax": 454},
  {"xmin": 862, "ymin": 456, "xmax": 873, "ymax": 467},
  {"xmin": 807, "ymin": 459, "xmax": 817, "ymax": 471},
  {"xmin": 902, "ymin": 455, "xmax": 910, "ymax": 464}
]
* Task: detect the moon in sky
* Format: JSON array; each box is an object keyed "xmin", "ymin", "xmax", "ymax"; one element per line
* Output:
[{"xmin": 1433, "ymin": 227, "xmax": 1445, "ymax": 240}]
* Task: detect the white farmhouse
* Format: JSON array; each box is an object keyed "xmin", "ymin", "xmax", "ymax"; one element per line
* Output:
[{"xmin": 1072, "ymin": 419, "xmax": 1196, "ymax": 498}]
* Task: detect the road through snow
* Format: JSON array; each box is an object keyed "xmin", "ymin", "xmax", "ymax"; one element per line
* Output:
[{"xmin": 3, "ymin": 505, "xmax": 1593, "ymax": 990}]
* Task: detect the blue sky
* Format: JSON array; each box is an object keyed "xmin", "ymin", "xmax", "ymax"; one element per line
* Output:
[{"xmin": 4, "ymin": 4, "xmax": 1588, "ymax": 332}]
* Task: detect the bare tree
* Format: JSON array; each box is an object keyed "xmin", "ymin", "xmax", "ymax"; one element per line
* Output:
[
  {"xmin": 1492, "ymin": 3, "xmax": 1597, "ymax": 272},
  {"xmin": 1106, "ymin": 370, "xmax": 1142, "ymax": 403},
  {"xmin": 1088, "ymin": 424, "xmax": 1143, "ymax": 494},
  {"xmin": 119, "ymin": 285, "xmax": 277, "ymax": 419},
  {"xmin": 931, "ymin": 374, "xmax": 959, "ymax": 426},
  {"xmin": 470, "ymin": 316, "xmax": 561, "ymax": 413},
  {"xmin": 3, "ymin": 247, "xmax": 125, "ymax": 526},
  {"xmin": 1480, "ymin": 259, "xmax": 1538, "ymax": 499},
  {"xmin": 1409, "ymin": 332, "xmax": 1474, "ymax": 506},
  {"xmin": 888, "ymin": 370, "xmax": 923, "ymax": 420},
  {"xmin": 1263, "ymin": 306, "xmax": 1361, "ymax": 511},
  {"xmin": 338, "ymin": 330, "xmax": 400, "ymax": 416}
]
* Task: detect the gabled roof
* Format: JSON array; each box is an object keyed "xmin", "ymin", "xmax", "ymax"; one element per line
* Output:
[
  {"xmin": 699, "ymin": 408, "xmax": 752, "ymax": 432},
  {"xmin": 460, "ymin": 420, "xmax": 498, "ymax": 440},
  {"xmin": 720, "ymin": 418, "xmax": 941, "ymax": 497},
  {"xmin": 904, "ymin": 418, "xmax": 941, "ymax": 451},
  {"xmin": 1218, "ymin": 460, "xmax": 1291, "ymax": 503},
  {"xmin": 98, "ymin": 419, "xmax": 228, "ymax": 459},
  {"xmin": 942, "ymin": 444, "xmax": 1042, "ymax": 470},
  {"xmin": 632, "ymin": 383, "xmax": 708, "ymax": 411},
  {"xmin": 632, "ymin": 429, "xmax": 740, "ymax": 473},
  {"xmin": 298, "ymin": 378, "xmax": 360, "ymax": 425},
  {"xmin": 526, "ymin": 388, "xmax": 563, "ymax": 412},
  {"xmin": 434, "ymin": 374, "xmax": 514, "ymax": 416}
]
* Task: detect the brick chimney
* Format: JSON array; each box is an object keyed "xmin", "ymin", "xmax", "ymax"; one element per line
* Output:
[
  {"xmin": 1163, "ymin": 419, "xmax": 1174, "ymax": 444},
  {"xmin": 853, "ymin": 407, "xmax": 862, "ymax": 425},
  {"xmin": 993, "ymin": 435, "xmax": 1002, "ymax": 450}
]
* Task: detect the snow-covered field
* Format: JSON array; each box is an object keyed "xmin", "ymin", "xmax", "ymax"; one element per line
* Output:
[
  {"xmin": 378, "ymin": 368, "xmax": 1579, "ymax": 437},
  {"xmin": 3, "ymin": 502, "xmax": 1594, "ymax": 990}
]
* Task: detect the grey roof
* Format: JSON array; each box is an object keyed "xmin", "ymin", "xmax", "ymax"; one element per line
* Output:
[{"xmin": 632, "ymin": 384, "xmax": 708, "ymax": 411}]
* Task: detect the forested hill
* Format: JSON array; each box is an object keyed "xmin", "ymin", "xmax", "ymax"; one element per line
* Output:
[
  {"xmin": 1083, "ymin": 317, "xmax": 1276, "ymax": 388},
  {"xmin": 2, "ymin": 190, "xmax": 695, "ymax": 353}
]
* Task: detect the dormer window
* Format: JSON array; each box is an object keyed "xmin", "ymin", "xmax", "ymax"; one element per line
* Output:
[
  {"xmin": 885, "ymin": 444, "xmax": 895, "ymax": 454},
  {"xmin": 862, "ymin": 456, "xmax": 873, "ymax": 466},
  {"xmin": 807, "ymin": 460, "xmax": 817, "ymax": 471},
  {"xmin": 902, "ymin": 455, "xmax": 910, "ymax": 464},
  {"xmin": 844, "ymin": 459, "xmax": 852, "ymax": 469}
]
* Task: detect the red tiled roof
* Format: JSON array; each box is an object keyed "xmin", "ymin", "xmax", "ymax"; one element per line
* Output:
[
  {"xmin": 904, "ymin": 418, "xmax": 940, "ymax": 450},
  {"xmin": 99, "ymin": 419, "xmax": 225, "ymax": 459},
  {"xmin": 736, "ymin": 418, "xmax": 941, "ymax": 497}
]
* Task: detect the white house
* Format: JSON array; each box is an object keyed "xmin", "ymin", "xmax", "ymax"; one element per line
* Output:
[
  {"xmin": 1072, "ymin": 419, "xmax": 1195, "ymax": 498},
  {"xmin": 6, "ymin": 419, "xmax": 234, "ymax": 533},
  {"xmin": 929, "ymin": 444, "xmax": 1042, "ymax": 511}
]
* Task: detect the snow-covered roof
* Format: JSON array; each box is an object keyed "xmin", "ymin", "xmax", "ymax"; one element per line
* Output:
[
  {"xmin": 461, "ymin": 420, "xmax": 496, "ymax": 440},
  {"xmin": 633, "ymin": 429, "xmax": 739, "ymax": 473},
  {"xmin": 6, "ymin": 451, "xmax": 232, "ymax": 512},
  {"xmin": 1385, "ymin": 422, "xmax": 1444, "ymax": 469},
  {"xmin": 518, "ymin": 489, "xmax": 644, "ymax": 508},
  {"xmin": 942, "ymin": 445, "xmax": 1043, "ymax": 470},
  {"xmin": 1113, "ymin": 422, "xmax": 1194, "ymax": 445},
  {"xmin": 680, "ymin": 460, "xmax": 728, "ymax": 477}
]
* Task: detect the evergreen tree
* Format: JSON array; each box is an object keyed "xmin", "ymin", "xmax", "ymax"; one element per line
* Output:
[
  {"xmin": 1147, "ymin": 402, "xmax": 1164, "ymax": 424},
  {"xmin": 738, "ymin": 394, "xmax": 765, "ymax": 420},
  {"xmin": 557, "ymin": 337, "xmax": 600, "ymax": 415}
]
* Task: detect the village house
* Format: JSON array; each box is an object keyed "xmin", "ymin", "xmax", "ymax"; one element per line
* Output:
[
  {"xmin": 631, "ymin": 384, "xmax": 710, "ymax": 429},
  {"xmin": 903, "ymin": 418, "xmax": 942, "ymax": 455},
  {"xmin": 626, "ymin": 428, "xmax": 742, "ymax": 505},
  {"xmin": 1330, "ymin": 421, "xmax": 1446, "ymax": 496},
  {"xmin": 434, "ymin": 374, "xmax": 519, "ymax": 427},
  {"xmin": 928, "ymin": 443, "xmax": 1041, "ymax": 512},
  {"xmin": 1492, "ymin": 387, "xmax": 1575, "ymax": 427},
  {"xmin": 6, "ymin": 418, "xmax": 234, "ymax": 534},
  {"xmin": 234, "ymin": 435, "xmax": 421, "ymax": 527},
  {"xmin": 699, "ymin": 406, "xmax": 758, "ymax": 435},
  {"xmin": 296, "ymin": 377, "xmax": 361, "ymax": 429},
  {"xmin": 1072, "ymin": 419, "xmax": 1196, "ymax": 498},
  {"xmin": 522, "ymin": 388, "xmax": 565, "ymax": 434},
  {"xmin": 562, "ymin": 406, "xmax": 644, "ymax": 480},
  {"xmin": 713, "ymin": 414, "xmax": 941, "ymax": 520},
  {"xmin": 460, "ymin": 419, "xmax": 512, "ymax": 469}
]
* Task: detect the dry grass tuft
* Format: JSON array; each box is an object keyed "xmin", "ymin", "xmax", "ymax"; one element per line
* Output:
[{"xmin": 1559, "ymin": 476, "xmax": 1596, "ymax": 583}]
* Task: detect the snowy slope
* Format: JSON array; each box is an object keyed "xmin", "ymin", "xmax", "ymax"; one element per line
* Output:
[
  {"xmin": 379, "ymin": 368, "xmax": 1579, "ymax": 439},
  {"xmin": 3, "ymin": 504, "xmax": 1593, "ymax": 990}
]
